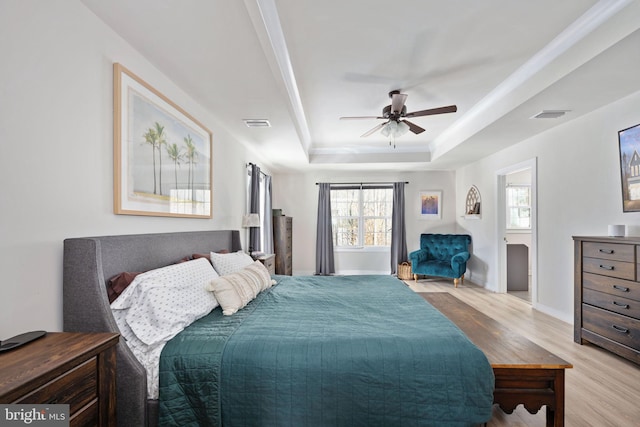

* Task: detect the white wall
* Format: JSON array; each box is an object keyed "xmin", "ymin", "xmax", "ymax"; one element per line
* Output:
[
  {"xmin": 0, "ymin": 1, "xmax": 261, "ymax": 338},
  {"xmin": 456, "ymin": 90, "xmax": 640, "ymax": 322},
  {"xmin": 272, "ymin": 169, "xmax": 458, "ymax": 275}
]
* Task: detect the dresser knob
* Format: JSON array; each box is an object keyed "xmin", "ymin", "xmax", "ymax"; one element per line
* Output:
[
  {"xmin": 612, "ymin": 285, "xmax": 630, "ymax": 292},
  {"xmin": 599, "ymin": 249, "xmax": 614, "ymax": 254},
  {"xmin": 599, "ymin": 265, "xmax": 614, "ymax": 270}
]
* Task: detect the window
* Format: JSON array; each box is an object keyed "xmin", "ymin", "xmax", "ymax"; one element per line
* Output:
[
  {"xmin": 330, "ymin": 186, "xmax": 393, "ymax": 248},
  {"xmin": 506, "ymin": 185, "xmax": 531, "ymax": 229}
]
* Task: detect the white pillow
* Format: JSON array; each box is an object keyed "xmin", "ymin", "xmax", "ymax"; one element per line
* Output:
[
  {"xmin": 111, "ymin": 258, "xmax": 219, "ymax": 346},
  {"xmin": 206, "ymin": 261, "xmax": 276, "ymax": 315},
  {"xmin": 209, "ymin": 250, "xmax": 254, "ymax": 275}
]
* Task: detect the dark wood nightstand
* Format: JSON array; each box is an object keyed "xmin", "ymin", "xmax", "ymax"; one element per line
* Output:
[
  {"xmin": 0, "ymin": 332, "xmax": 119, "ymax": 427},
  {"xmin": 256, "ymin": 253, "xmax": 276, "ymax": 275}
]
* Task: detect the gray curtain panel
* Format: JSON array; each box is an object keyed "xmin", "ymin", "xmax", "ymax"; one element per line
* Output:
[
  {"xmin": 315, "ymin": 183, "xmax": 335, "ymax": 275},
  {"xmin": 391, "ymin": 182, "xmax": 408, "ymax": 274},
  {"xmin": 262, "ymin": 174, "xmax": 274, "ymax": 254},
  {"xmin": 250, "ymin": 164, "xmax": 261, "ymax": 252}
]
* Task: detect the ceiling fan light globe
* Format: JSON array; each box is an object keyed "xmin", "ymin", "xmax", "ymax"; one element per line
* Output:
[
  {"xmin": 397, "ymin": 121, "xmax": 410, "ymax": 136},
  {"xmin": 381, "ymin": 123, "xmax": 391, "ymax": 137}
]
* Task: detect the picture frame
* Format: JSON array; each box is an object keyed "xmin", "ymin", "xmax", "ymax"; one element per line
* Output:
[
  {"xmin": 618, "ymin": 123, "xmax": 640, "ymax": 212},
  {"xmin": 113, "ymin": 63, "xmax": 213, "ymax": 218},
  {"xmin": 419, "ymin": 190, "xmax": 442, "ymax": 219}
]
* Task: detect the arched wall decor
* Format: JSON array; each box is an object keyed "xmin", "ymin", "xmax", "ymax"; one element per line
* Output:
[{"xmin": 465, "ymin": 185, "xmax": 481, "ymax": 218}]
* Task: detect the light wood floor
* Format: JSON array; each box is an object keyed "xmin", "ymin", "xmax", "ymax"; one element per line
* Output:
[{"xmin": 405, "ymin": 278, "xmax": 640, "ymax": 427}]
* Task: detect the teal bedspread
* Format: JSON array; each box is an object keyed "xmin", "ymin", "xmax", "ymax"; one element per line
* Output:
[{"xmin": 159, "ymin": 275, "xmax": 494, "ymax": 426}]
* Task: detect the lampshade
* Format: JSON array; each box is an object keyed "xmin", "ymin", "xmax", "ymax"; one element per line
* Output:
[
  {"xmin": 396, "ymin": 120, "xmax": 410, "ymax": 136},
  {"xmin": 381, "ymin": 120, "xmax": 396, "ymax": 137},
  {"xmin": 242, "ymin": 213, "xmax": 260, "ymax": 228},
  {"xmin": 381, "ymin": 120, "xmax": 410, "ymax": 139}
]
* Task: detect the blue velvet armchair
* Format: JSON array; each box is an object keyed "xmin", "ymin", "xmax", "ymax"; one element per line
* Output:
[{"xmin": 409, "ymin": 234, "xmax": 471, "ymax": 287}]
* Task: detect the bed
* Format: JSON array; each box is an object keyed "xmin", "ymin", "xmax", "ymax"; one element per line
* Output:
[{"xmin": 63, "ymin": 230, "xmax": 494, "ymax": 426}]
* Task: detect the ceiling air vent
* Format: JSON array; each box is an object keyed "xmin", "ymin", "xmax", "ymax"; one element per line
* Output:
[
  {"xmin": 530, "ymin": 110, "xmax": 570, "ymax": 119},
  {"xmin": 243, "ymin": 119, "xmax": 271, "ymax": 128}
]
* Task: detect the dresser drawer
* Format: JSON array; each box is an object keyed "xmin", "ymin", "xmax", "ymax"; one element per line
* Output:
[
  {"xmin": 70, "ymin": 399, "xmax": 99, "ymax": 427},
  {"xmin": 263, "ymin": 256, "xmax": 275, "ymax": 271},
  {"xmin": 258, "ymin": 255, "xmax": 276, "ymax": 275},
  {"xmin": 582, "ymin": 304, "xmax": 640, "ymax": 351},
  {"xmin": 583, "ymin": 272, "xmax": 640, "ymax": 302},
  {"xmin": 582, "ymin": 257, "xmax": 635, "ymax": 280},
  {"xmin": 584, "ymin": 288, "xmax": 640, "ymax": 320},
  {"xmin": 583, "ymin": 242, "xmax": 634, "ymax": 262},
  {"xmin": 15, "ymin": 358, "xmax": 97, "ymax": 413}
]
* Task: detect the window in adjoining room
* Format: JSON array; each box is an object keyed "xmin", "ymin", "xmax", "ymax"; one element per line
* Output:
[
  {"xmin": 506, "ymin": 185, "xmax": 531, "ymax": 230},
  {"xmin": 330, "ymin": 186, "xmax": 393, "ymax": 248}
]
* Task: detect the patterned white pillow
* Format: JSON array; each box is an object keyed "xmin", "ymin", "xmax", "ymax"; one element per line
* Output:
[
  {"xmin": 111, "ymin": 258, "xmax": 219, "ymax": 346},
  {"xmin": 206, "ymin": 261, "xmax": 276, "ymax": 315},
  {"xmin": 209, "ymin": 250, "xmax": 254, "ymax": 275}
]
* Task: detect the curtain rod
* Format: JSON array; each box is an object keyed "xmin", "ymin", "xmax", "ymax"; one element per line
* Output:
[
  {"xmin": 246, "ymin": 162, "xmax": 267, "ymax": 176},
  {"xmin": 315, "ymin": 181, "xmax": 409, "ymax": 185}
]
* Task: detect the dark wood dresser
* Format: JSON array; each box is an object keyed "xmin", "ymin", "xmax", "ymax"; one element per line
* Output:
[
  {"xmin": 573, "ymin": 236, "xmax": 640, "ymax": 364},
  {"xmin": 0, "ymin": 332, "xmax": 119, "ymax": 426},
  {"xmin": 274, "ymin": 216, "xmax": 293, "ymax": 275}
]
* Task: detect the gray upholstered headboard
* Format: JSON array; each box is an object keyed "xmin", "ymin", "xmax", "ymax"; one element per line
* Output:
[{"xmin": 63, "ymin": 230, "xmax": 241, "ymax": 427}]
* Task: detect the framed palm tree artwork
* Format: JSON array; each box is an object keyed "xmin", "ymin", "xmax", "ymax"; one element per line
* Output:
[{"xmin": 113, "ymin": 63, "xmax": 212, "ymax": 218}]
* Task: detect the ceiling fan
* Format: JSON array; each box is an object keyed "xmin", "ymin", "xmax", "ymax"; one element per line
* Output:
[{"xmin": 340, "ymin": 90, "xmax": 457, "ymax": 140}]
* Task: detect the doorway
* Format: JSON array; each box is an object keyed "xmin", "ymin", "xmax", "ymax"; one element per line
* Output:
[{"xmin": 496, "ymin": 158, "xmax": 537, "ymax": 306}]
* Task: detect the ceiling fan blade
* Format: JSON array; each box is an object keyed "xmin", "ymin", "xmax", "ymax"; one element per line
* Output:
[
  {"xmin": 391, "ymin": 93, "xmax": 408, "ymax": 114},
  {"xmin": 401, "ymin": 119, "xmax": 425, "ymax": 134},
  {"xmin": 361, "ymin": 121, "xmax": 388, "ymax": 137},
  {"xmin": 340, "ymin": 116, "xmax": 384, "ymax": 120},
  {"xmin": 405, "ymin": 104, "xmax": 457, "ymax": 118}
]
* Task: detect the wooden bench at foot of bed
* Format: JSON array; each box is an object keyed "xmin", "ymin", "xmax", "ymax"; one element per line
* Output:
[{"xmin": 419, "ymin": 293, "xmax": 572, "ymax": 427}]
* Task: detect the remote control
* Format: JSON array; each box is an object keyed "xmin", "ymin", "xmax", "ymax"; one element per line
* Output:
[{"xmin": 0, "ymin": 330, "xmax": 46, "ymax": 352}]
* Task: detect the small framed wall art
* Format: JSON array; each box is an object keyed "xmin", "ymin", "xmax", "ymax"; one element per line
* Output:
[
  {"xmin": 419, "ymin": 190, "xmax": 442, "ymax": 219},
  {"xmin": 618, "ymin": 122, "xmax": 640, "ymax": 212},
  {"xmin": 113, "ymin": 63, "xmax": 213, "ymax": 218}
]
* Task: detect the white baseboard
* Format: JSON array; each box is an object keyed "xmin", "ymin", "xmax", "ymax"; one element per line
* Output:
[
  {"xmin": 335, "ymin": 269, "xmax": 390, "ymax": 276},
  {"xmin": 291, "ymin": 269, "xmax": 391, "ymax": 276},
  {"xmin": 533, "ymin": 302, "xmax": 573, "ymax": 325}
]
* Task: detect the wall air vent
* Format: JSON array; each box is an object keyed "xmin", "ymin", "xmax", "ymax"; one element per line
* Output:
[
  {"xmin": 530, "ymin": 110, "xmax": 570, "ymax": 119},
  {"xmin": 243, "ymin": 119, "xmax": 271, "ymax": 128}
]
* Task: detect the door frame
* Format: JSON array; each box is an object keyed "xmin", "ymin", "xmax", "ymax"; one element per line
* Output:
[{"xmin": 495, "ymin": 158, "xmax": 538, "ymax": 306}]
